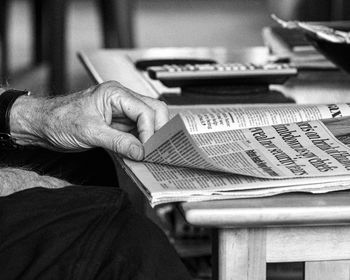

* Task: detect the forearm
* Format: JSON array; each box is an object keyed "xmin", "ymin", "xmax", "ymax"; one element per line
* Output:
[
  {"xmin": 0, "ymin": 168, "xmax": 38, "ymax": 195},
  {"xmin": 0, "ymin": 90, "xmax": 70, "ymax": 195},
  {"xmin": 0, "ymin": 167, "xmax": 69, "ymax": 196}
]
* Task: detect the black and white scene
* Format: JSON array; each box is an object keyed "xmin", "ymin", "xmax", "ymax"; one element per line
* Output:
[{"xmin": 1, "ymin": 0, "xmax": 350, "ymax": 279}]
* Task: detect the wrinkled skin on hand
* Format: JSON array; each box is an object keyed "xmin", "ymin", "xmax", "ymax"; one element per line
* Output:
[{"xmin": 10, "ymin": 81, "xmax": 169, "ymax": 160}]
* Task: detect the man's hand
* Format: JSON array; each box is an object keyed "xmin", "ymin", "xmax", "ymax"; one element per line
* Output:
[{"xmin": 9, "ymin": 81, "xmax": 169, "ymax": 160}]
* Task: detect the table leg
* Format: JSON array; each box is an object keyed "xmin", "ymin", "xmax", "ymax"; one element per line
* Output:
[
  {"xmin": 305, "ymin": 261, "xmax": 350, "ymax": 280},
  {"xmin": 212, "ymin": 228, "xmax": 266, "ymax": 280}
]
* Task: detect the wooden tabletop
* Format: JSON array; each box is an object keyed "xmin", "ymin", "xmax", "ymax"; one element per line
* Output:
[{"xmin": 181, "ymin": 191, "xmax": 350, "ymax": 228}]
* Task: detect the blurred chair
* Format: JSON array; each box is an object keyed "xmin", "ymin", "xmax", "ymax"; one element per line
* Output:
[
  {"xmin": 0, "ymin": 0, "xmax": 68, "ymax": 93},
  {"xmin": 35, "ymin": 0, "xmax": 68, "ymax": 94},
  {"xmin": 96, "ymin": 0, "xmax": 135, "ymax": 49},
  {"xmin": 0, "ymin": 0, "xmax": 135, "ymax": 94}
]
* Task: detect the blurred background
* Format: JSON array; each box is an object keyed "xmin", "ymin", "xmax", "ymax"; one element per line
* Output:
[{"xmin": 2, "ymin": 0, "xmax": 349, "ymax": 96}]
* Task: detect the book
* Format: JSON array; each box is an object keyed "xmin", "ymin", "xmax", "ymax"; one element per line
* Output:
[{"xmin": 114, "ymin": 103, "xmax": 350, "ymax": 207}]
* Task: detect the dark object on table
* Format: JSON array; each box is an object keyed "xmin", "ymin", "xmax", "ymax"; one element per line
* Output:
[
  {"xmin": 263, "ymin": 26, "xmax": 315, "ymax": 53},
  {"xmin": 148, "ymin": 62, "xmax": 297, "ymax": 87},
  {"xmin": 264, "ymin": 23, "xmax": 350, "ymax": 54},
  {"xmin": 160, "ymin": 85, "xmax": 294, "ymax": 105},
  {"xmin": 135, "ymin": 58, "xmax": 216, "ymax": 71},
  {"xmin": 263, "ymin": 22, "xmax": 350, "ymax": 70},
  {"xmin": 305, "ymin": 32, "xmax": 350, "ymax": 73}
]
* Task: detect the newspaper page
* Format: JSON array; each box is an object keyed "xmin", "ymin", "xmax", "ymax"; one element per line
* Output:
[
  {"xmin": 169, "ymin": 103, "xmax": 350, "ymax": 126},
  {"xmin": 120, "ymin": 103, "xmax": 350, "ymax": 206},
  {"xmin": 144, "ymin": 112, "xmax": 350, "ymax": 179},
  {"xmin": 121, "ymin": 157, "xmax": 350, "ymax": 206},
  {"xmin": 148, "ymin": 103, "xmax": 350, "ymax": 171}
]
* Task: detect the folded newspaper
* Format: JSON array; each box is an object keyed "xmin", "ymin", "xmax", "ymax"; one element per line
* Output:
[{"xmin": 114, "ymin": 103, "xmax": 350, "ymax": 206}]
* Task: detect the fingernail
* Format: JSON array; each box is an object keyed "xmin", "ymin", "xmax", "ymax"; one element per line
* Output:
[{"xmin": 129, "ymin": 144, "xmax": 143, "ymax": 160}]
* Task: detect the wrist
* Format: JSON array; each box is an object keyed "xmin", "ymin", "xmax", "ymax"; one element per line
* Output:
[
  {"xmin": 0, "ymin": 89, "xmax": 31, "ymax": 148},
  {"xmin": 10, "ymin": 95, "xmax": 47, "ymax": 146}
]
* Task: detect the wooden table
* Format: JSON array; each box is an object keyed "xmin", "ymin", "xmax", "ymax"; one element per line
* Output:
[
  {"xmin": 79, "ymin": 47, "xmax": 350, "ymax": 280},
  {"xmin": 182, "ymin": 192, "xmax": 350, "ymax": 280}
]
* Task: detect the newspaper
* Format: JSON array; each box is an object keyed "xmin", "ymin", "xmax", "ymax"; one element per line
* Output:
[
  {"xmin": 271, "ymin": 14, "xmax": 350, "ymax": 44},
  {"xmin": 119, "ymin": 103, "xmax": 350, "ymax": 206}
]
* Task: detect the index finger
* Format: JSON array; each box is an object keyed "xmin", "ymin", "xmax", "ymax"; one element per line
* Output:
[
  {"xmin": 118, "ymin": 84, "xmax": 169, "ymax": 131},
  {"xmin": 136, "ymin": 95, "xmax": 169, "ymax": 130},
  {"xmin": 110, "ymin": 93, "xmax": 156, "ymax": 143}
]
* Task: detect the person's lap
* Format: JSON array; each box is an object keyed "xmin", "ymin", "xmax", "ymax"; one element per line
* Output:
[{"xmin": 0, "ymin": 148, "xmax": 191, "ymax": 279}]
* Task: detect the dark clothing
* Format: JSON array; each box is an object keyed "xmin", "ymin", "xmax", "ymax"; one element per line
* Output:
[
  {"xmin": 0, "ymin": 147, "xmax": 119, "ymax": 187},
  {"xmin": 0, "ymin": 148, "xmax": 191, "ymax": 280}
]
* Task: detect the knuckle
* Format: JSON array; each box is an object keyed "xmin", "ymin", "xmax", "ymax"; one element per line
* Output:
[
  {"xmin": 143, "ymin": 98, "xmax": 168, "ymax": 113},
  {"xmin": 102, "ymin": 80, "xmax": 120, "ymax": 88},
  {"xmin": 144, "ymin": 107, "xmax": 155, "ymax": 120},
  {"xmin": 157, "ymin": 100, "xmax": 168, "ymax": 113},
  {"xmin": 98, "ymin": 81, "xmax": 121, "ymax": 94},
  {"xmin": 111, "ymin": 135, "xmax": 129, "ymax": 153}
]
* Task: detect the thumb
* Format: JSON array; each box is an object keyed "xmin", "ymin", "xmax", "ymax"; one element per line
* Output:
[{"xmin": 95, "ymin": 126, "xmax": 144, "ymax": 160}]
